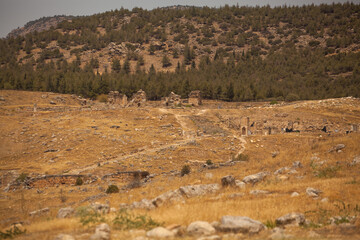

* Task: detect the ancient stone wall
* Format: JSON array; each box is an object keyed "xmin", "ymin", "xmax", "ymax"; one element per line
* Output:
[
  {"xmin": 127, "ymin": 89, "xmax": 147, "ymax": 107},
  {"xmin": 188, "ymin": 90, "xmax": 202, "ymax": 106},
  {"xmin": 108, "ymin": 91, "xmax": 128, "ymax": 107}
]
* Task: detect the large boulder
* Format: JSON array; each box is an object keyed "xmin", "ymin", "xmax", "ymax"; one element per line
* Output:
[
  {"xmin": 131, "ymin": 198, "xmax": 156, "ymax": 210},
  {"xmin": 275, "ymin": 213, "xmax": 305, "ymax": 226},
  {"xmin": 187, "ymin": 221, "xmax": 216, "ymax": 236},
  {"xmin": 57, "ymin": 207, "xmax": 74, "ymax": 218},
  {"xmin": 90, "ymin": 223, "xmax": 110, "ymax": 240},
  {"xmin": 152, "ymin": 189, "xmax": 185, "ymax": 207},
  {"xmin": 217, "ymin": 216, "xmax": 265, "ymax": 233},
  {"xmin": 221, "ymin": 175, "xmax": 236, "ymax": 187},
  {"xmin": 179, "ymin": 184, "xmax": 220, "ymax": 198},
  {"xmin": 146, "ymin": 227, "xmax": 175, "ymax": 238},
  {"xmin": 54, "ymin": 234, "xmax": 75, "ymax": 240},
  {"xmin": 306, "ymin": 187, "xmax": 321, "ymax": 197},
  {"xmin": 242, "ymin": 172, "xmax": 270, "ymax": 184}
]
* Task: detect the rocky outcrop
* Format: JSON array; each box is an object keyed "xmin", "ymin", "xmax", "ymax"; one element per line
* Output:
[
  {"xmin": 57, "ymin": 207, "xmax": 74, "ymax": 218},
  {"xmin": 187, "ymin": 221, "xmax": 216, "ymax": 236},
  {"xmin": 221, "ymin": 175, "xmax": 236, "ymax": 187},
  {"xmin": 152, "ymin": 189, "xmax": 185, "ymax": 207},
  {"xmin": 276, "ymin": 213, "xmax": 305, "ymax": 226},
  {"xmin": 243, "ymin": 172, "xmax": 270, "ymax": 184},
  {"xmin": 146, "ymin": 227, "xmax": 175, "ymax": 238},
  {"xmin": 179, "ymin": 184, "xmax": 220, "ymax": 198},
  {"xmin": 306, "ymin": 187, "xmax": 322, "ymax": 197},
  {"xmin": 90, "ymin": 223, "xmax": 110, "ymax": 240},
  {"xmin": 216, "ymin": 216, "xmax": 266, "ymax": 233},
  {"xmin": 91, "ymin": 202, "xmax": 110, "ymax": 214}
]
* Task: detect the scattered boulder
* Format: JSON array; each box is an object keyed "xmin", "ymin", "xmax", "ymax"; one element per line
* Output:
[
  {"xmin": 271, "ymin": 151, "xmax": 279, "ymax": 158},
  {"xmin": 179, "ymin": 184, "xmax": 220, "ymax": 198},
  {"xmin": 274, "ymin": 167, "xmax": 289, "ymax": 175},
  {"xmin": 90, "ymin": 223, "xmax": 110, "ymax": 240},
  {"xmin": 292, "ymin": 161, "xmax": 303, "ymax": 168},
  {"xmin": 217, "ymin": 216, "xmax": 266, "ymax": 233},
  {"xmin": 221, "ymin": 175, "xmax": 236, "ymax": 187},
  {"xmin": 152, "ymin": 189, "xmax": 184, "ymax": 207},
  {"xmin": 146, "ymin": 227, "xmax": 175, "ymax": 238},
  {"xmin": 187, "ymin": 221, "xmax": 216, "ymax": 236},
  {"xmin": 350, "ymin": 156, "xmax": 360, "ymax": 166},
  {"xmin": 269, "ymin": 227, "xmax": 293, "ymax": 240},
  {"xmin": 90, "ymin": 202, "xmax": 110, "ymax": 214},
  {"xmin": 275, "ymin": 213, "xmax": 305, "ymax": 226},
  {"xmin": 306, "ymin": 187, "xmax": 322, "ymax": 197},
  {"xmin": 132, "ymin": 198, "xmax": 156, "ymax": 210},
  {"xmin": 235, "ymin": 180, "xmax": 245, "ymax": 189},
  {"xmin": 329, "ymin": 144, "xmax": 345, "ymax": 152},
  {"xmin": 54, "ymin": 234, "xmax": 75, "ymax": 240},
  {"xmin": 250, "ymin": 190, "xmax": 270, "ymax": 195},
  {"xmin": 242, "ymin": 172, "xmax": 270, "ymax": 184},
  {"xmin": 197, "ymin": 235, "xmax": 221, "ymax": 240},
  {"xmin": 291, "ymin": 192, "xmax": 300, "ymax": 197},
  {"xmin": 29, "ymin": 207, "xmax": 49, "ymax": 217},
  {"xmin": 57, "ymin": 207, "xmax": 74, "ymax": 218}
]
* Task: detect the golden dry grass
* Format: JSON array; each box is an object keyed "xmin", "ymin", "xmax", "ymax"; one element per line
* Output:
[{"xmin": 0, "ymin": 90, "xmax": 359, "ymax": 239}]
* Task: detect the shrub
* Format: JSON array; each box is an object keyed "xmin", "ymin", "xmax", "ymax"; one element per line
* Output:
[
  {"xmin": 285, "ymin": 93, "xmax": 300, "ymax": 102},
  {"xmin": 264, "ymin": 220, "xmax": 277, "ymax": 229},
  {"xmin": 0, "ymin": 225, "xmax": 26, "ymax": 239},
  {"xmin": 270, "ymin": 100, "xmax": 278, "ymax": 105},
  {"xmin": 113, "ymin": 209, "xmax": 161, "ymax": 230},
  {"xmin": 16, "ymin": 173, "xmax": 28, "ymax": 183},
  {"xmin": 75, "ymin": 177, "xmax": 83, "ymax": 186},
  {"xmin": 232, "ymin": 153, "xmax": 249, "ymax": 162},
  {"xmin": 77, "ymin": 206, "xmax": 105, "ymax": 226},
  {"xmin": 181, "ymin": 165, "xmax": 191, "ymax": 176},
  {"xmin": 206, "ymin": 159, "xmax": 213, "ymax": 165},
  {"xmin": 106, "ymin": 184, "xmax": 119, "ymax": 194}
]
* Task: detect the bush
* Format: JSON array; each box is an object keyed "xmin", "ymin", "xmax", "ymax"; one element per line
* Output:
[
  {"xmin": 0, "ymin": 225, "xmax": 26, "ymax": 239},
  {"xmin": 270, "ymin": 100, "xmax": 278, "ymax": 105},
  {"xmin": 206, "ymin": 159, "xmax": 213, "ymax": 165},
  {"xmin": 264, "ymin": 220, "xmax": 277, "ymax": 229},
  {"xmin": 285, "ymin": 93, "xmax": 300, "ymax": 102},
  {"xmin": 75, "ymin": 177, "xmax": 83, "ymax": 186},
  {"xmin": 113, "ymin": 209, "xmax": 161, "ymax": 230},
  {"xmin": 77, "ymin": 206, "xmax": 105, "ymax": 226},
  {"xmin": 232, "ymin": 153, "xmax": 249, "ymax": 162},
  {"xmin": 106, "ymin": 184, "xmax": 119, "ymax": 194},
  {"xmin": 16, "ymin": 173, "xmax": 28, "ymax": 183},
  {"xmin": 181, "ymin": 165, "xmax": 191, "ymax": 176}
]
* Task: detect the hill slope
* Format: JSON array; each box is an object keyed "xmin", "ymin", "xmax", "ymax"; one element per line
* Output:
[{"xmin": 0, "ymin": 3, "xmax": 359, "ymax": 101}]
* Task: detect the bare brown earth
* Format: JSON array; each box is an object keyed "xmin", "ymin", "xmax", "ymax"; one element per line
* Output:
[{"xmin": 0, "ymin": 90, "xmax": 359, "ymax": 239}]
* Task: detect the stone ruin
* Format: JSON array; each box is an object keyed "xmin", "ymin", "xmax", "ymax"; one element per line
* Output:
[
  {"xmin": 108, "ymin": 91, "xmax": 128, "ymax": 107},
  {"xmin": 227, "ymin": 117, "xmax": 249, "ymax": 136},
  {"xmin": 162, "ymin": 92, "xmax": 182, "ymax": 107},
  {"xmin": 127, "ymin": 89, "xmax": 147, "ymax": 107},
  {"xmin": 189, "ymin": 90, "xmax": 202, "ymax": 106}
]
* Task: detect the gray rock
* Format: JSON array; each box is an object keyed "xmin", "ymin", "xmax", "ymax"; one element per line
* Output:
[
  {"xmin": 146, "ymin": 227, "xmax": 175, "ymax": 238},
  {"xmin": 57, "ymin": 207, "xmax": 74, "ymax": 218},
  {"xmin": 274, "ymin": 167, "xmax": 289, "ymax": 175},
  {"xmin": 187, "ymin": 221, "xmax": 216, "ymax": 236},
  {"xmin": 306, "ymin": 187, "xmax": 321, "ymax": 197},
  {"xmin": 54, "ymin": 234, "xmax": 75, "ymax": 240},
  {"xmin": 350, "ymin": 156, "xmax": 360, "ymax": 166},
  {"xmin": 90, "ymin": 223, "xmax": 110, "ymax": 240},
  {"xmin": 291, "ymin": 192, "xmax": 299, "ymax": 197},
  {"xmin": 250, "ymin": 190, "xmax": 270, "ymax": 195},
  {"xmin": 132, "ymin": 198, "xmax": 156, "ymax": 210},
  {"xmin": 29, "ymin": 207, "xmax": 50, "ymax": 216},
  {"xmin": 235, "ymin": 180, "xmax": 245, "ymax": 189},
  {"xmin": 292, "ymin": 161, "xmax": 303, "ymax": 168},
  {"xmin": 91, "ymin": 202, "xmax": 110, "ymax": 214},
  {"xmin": 179, "ymin": 184, "xmax": 220, "ymax": 198},
  {"xmin": 228, "ymin": 193, "xmax": 245, "ymax": 199},
  {"xmin": 221, "ymin": 175, "xmax": 236, "ymax": 187},
  {"xmin": 217, "ymin": 216, "xmax": 265, "ymax": 233},
  {"xmin": 329, "ymin": 144, "xmax": 345, "ymax": 152},
  {"xmin": 152, "ymin": 189, "xmax": 184, "ymax": 207},
  {"xmin": 242, "ymin": 172, "xmax": 270, "ymax": 184},
  {"xmin": 271, "ymin": 151, "xmax": 279, "ymax": 158},
  {"xmin": 197, "ymin": 235, "xmax": 221, "ymax": 240},
  {"xmin": 275, "ymin": 213, "xmax": 305, "ymax": 226}
]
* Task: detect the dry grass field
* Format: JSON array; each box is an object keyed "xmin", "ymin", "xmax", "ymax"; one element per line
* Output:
[{"xmin": 0, "ymin": 90, "xmax": 359, "ymax": 240}]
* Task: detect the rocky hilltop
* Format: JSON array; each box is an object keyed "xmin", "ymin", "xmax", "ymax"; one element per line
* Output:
[{"xmin": 6, "ymin": 15, "xmax": 74, "ymax": 38}]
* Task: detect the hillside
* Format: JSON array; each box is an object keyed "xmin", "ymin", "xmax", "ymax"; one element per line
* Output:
[
  {"xmin": 0, "ymin": 90, "xmax": 359, "ymax": 239},
  {"xmin": 0, "ymin": 3, "xmax": 359, "ymax": 101}
]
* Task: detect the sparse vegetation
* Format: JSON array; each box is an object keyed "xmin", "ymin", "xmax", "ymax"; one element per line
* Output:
[
  {"xmin": 0, "ymin": 226, "xmax": 26, "ymax": 239},
  {"xmin": 75, "ymin": 177, "xmax": 83, "ymax": 186},
  {"xmin": 232, "ymin": 153, "xmax": 249, "ymax": 162},
  {"xmin": 106, "ymin": 184, "xmax": 119, "ymax": 194},
  {"xmin": 181, "ymin": 165, "xmax": 191, "ymax": 176},
  {"xmin": 16, "ymin": 173, "xmax": 28, "ymax": 183},
  {"xmin": 77, "ymin": 207, "xmax": 106, "ymax": 226},
  {"xmin": 113, "ymin": 209, "xmax": 161, "ymax": 230}
]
